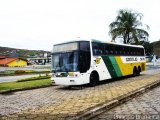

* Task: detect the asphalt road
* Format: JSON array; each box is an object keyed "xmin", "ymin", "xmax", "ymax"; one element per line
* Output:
[
  {"xmin": 0, "ymin": 74, "xmax": 43, "ymax": 83},
  {"xmin": 0, "ymin": 66, "xmax": 50, "ymax": 72}
]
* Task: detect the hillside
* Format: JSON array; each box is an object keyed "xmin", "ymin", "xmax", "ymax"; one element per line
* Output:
[
  {"xmin": 0, "ymin": 46, "xmax": 51, "ymax": 59},
  {"xmin": 152, "ymin": 40, "xmax": 160, "ymax": 56}
]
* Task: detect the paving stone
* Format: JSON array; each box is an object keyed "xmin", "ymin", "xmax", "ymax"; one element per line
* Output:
[
  {"xmin": 1, "ymin": 73, "xmax": 160, "ymax": 119},
  {"xmin": 93, "ymin": 85, "xmax": 160, "ymax": 120}
]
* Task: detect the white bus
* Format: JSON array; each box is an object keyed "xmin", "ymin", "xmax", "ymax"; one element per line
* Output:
[{"xmin": 51, "ymin": 39, "xmax": 146, "ymax": 86}]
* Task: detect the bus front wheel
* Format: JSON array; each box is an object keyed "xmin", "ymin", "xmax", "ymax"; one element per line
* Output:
[{"xmin": 89, "ymin": 71, "xmax": 99, "ymax": 87}]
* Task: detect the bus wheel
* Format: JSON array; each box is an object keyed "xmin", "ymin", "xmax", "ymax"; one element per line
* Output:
[
  {"xmin": 90, "ymin": 72, "xmax": 99, "ymax": 87},
  {"xmin": 133, "ymin": 67, "xmax": 137, "ymax": 76},
  {"xmin": 137, "ymin": 66, "xmax": 141, "ymax": 76}
]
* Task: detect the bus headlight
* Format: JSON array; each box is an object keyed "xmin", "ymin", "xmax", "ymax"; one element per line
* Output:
[{"xmin": 68, "ymin": 72, "xmax": 78, "ymax": 77}]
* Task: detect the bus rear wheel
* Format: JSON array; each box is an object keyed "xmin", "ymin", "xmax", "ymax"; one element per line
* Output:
[
  {"xmin": 137, "ymin": 66, "xmax": 141, "ymax": 76},
  {"xmin": 133, "ymin": 67, "xmax": 138, "ymax": 76},
  {"xmin": 90, "ymin": 72, "xmax": 99, "ymax": 87}
]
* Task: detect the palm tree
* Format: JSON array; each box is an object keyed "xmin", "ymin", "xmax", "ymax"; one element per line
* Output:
[{"xmin": 109, "ymin": 9, "xmax": 149, "ymax": 44}]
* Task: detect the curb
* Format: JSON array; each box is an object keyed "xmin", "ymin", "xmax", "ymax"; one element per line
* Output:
[
  {"xmin": 0, "ymin": 84, "xmax": 55, "ymax": 94},
  {"xmin": 74, "ymin": 79, "xmax": 160, "ymax": 120}
]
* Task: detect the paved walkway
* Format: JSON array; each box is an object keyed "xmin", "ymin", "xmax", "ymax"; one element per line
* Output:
[
  {"xmin": 93, "ymin": 86, "xmax": 160, "ymax": 120},
  {"xmin": 0, "ymin": 71, "xmax": 160, "ymax": 120}
]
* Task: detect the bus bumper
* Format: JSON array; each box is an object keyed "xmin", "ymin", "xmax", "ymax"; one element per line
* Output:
[{"xmin": 51, "ymin": 77, "xmax": 87, "ymax": 86}]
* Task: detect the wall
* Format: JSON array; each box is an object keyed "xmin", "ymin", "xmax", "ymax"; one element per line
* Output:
[{"xmin": 7, "ymin": 59, "xmax": 27, "ymax": 67}]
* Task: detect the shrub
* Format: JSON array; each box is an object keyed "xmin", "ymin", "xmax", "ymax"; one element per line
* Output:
[
  {"xmin": 25, "ymin": 70, "xmax": 34, "ymax": 73},
  {"xmin": 17, "ymin": 76, "xmax": 51, "ymax": 82},
  {"xmin": 15, "ymin": 70, "xmax": 25, "ymax": 75}
]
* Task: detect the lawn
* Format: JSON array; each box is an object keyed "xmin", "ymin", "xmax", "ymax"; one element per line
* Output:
[
  {"xmin": 0, "ymin": 78, "xmax": 52, "ymax": 92},
  {"xmin": 0, "ymin": 70, "xmax": 50, "ymax": 76}
]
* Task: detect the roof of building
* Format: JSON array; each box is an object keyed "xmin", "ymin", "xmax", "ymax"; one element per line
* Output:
[
  {"xmin": 0, "ymin": 58, "xmax": 19, "ymax": 65},
  {"xmin": 0, "ymin": 56, "xmax": 7, "ymax": 59}
]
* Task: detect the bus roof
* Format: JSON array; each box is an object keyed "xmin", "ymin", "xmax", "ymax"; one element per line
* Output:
[
  {"xmin": 53, "ymin": 39, "xmax": 144, "ymax": 48},
  {"xmin": 91, "ymin": 39, "xmax": 144, "ymax": 48}
]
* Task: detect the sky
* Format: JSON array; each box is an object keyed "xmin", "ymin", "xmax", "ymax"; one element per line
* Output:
[{"xmin": 0, "ymin": 0, "xmax": 160, "ymax": 51}]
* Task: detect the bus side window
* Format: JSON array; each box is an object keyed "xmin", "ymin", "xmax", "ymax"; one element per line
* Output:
[
  {"xmin": 119, "ymin": 46, "xmax": 123, "ymax": 55},
  {"xmin": 92, "ymin": 42, "xmax": 102, "ymax": 55},
  {"xmin": 110, "ymin": 46, "xmax": 114, "ymax": 54},
  {"xmin": 116, "ymin": 46, "xmax": 121, "ymax": 55},
  {"xmin": 129, "ymin": 47, "xmax": 132, "ymax": 55},
  {"xmin": 79, "ymin": 51, "xmax": 90, "ymax": 73},
  {"xmin": 115, "ymin": 45, "xmax": 121, "ymax": 55},
  {"xmin": 98, "ymin": 44, "xmax": 103, "ymax": 55},
  {"xmin": 114, "ymin": 45, "xmax": 118, "ymax": 55},
  {"xmin": 133, "ymin": 48, "xmax": 136, "ymax": 55},
  {"xmin": 141, "ymin": 48, "xmax": 144, "ymax": 55},
  {"xmin": 126, "ymin": 47, "xmax": 130, "ymax": 55},
  {"xmin": 122, "ymin": 47, "xmax": 125, "ymax": 55},
  {"xmin": 104, "ymin": 44, "xmax": 109, "ymax": 55},
  {"xmin": 92, "ymin": 43, "xmax": 97, "ymax": 55},
  {"xmin": 135, "ymin": 48, "xmax": 138, "ymax": 56},
  {"xmin": 80, "ymin": 41, "xmax": 90, "ymax": 51}
]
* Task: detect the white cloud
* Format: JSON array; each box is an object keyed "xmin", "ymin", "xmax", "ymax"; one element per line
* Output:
[{"xmin": 0, "ymin": 0, "xmax": 160, "ymax": 50}]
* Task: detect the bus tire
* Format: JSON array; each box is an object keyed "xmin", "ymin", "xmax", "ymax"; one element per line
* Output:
[
  {"xmin": 137, "ymin": 66, "xmax": 141, "ymax": 76},
  {"xmin": 89, "ymin": 71, "xmax": 99, "ymax": 87},
  {"xmin": 133, "ymin": 67, "xmax": 137, "ymax": 77}
]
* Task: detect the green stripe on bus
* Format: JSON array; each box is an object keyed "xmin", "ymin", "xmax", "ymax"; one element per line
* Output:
[
  {"xmin": 108, "ymin": 56, "xmax": 122, "ymax": 77},
  {"xmin": 101, "ymin": 56, "xmax": 117, "ymax": 78}
]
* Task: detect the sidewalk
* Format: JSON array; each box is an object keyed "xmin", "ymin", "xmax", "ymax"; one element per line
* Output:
[
  {"xmin": 1, "ymin": 73, "xmax": 160, "ymax": 120},
  {"xmin": 92, "ymin": 86, "xmax": 160, "ymax": 120}
]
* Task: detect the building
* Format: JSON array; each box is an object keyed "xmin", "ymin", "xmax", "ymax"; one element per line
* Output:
[
  {"xmin": 0, "ymin": 57, "xmax": 27, "ymax": 67},
  {"xmin": 27, "ymin": 57, "xmax": 51, "ymax": 65},
  {"xmin": 0, "ymin": 56, "xmax": 6, "ymax": 60},
  {"xmin": 27, "ymin": 53, "xmax": 51, "ymax": 65}
]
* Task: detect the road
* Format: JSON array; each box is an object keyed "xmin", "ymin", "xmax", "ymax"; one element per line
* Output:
[
  {"xmin": 92, "ymin": 85, "xmax": 160, "ymax": 120},
  {"xmin": 0, "ymin": 74, "xmax": 43, "ymax": 83},
  {"xmin": 0, "ymin": 65, "xmax": 50, "ymax": 72}
]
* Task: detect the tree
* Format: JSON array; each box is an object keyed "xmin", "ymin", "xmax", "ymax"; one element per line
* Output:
[
  {"xmin": 109, "ymin": 9, "xmax": 149, "ymax": 44},
  {"xmin": 138, "ymin": 41, "xmax": 153, "ymax": 56}
]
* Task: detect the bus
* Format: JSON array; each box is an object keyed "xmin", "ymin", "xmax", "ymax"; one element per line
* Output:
[{"xmin": 51, "ymin": 39, "xmax": 146, "ymax": 86}]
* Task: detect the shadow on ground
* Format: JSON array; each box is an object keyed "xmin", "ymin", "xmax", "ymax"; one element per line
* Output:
[{"xmin": 57, "ymin": 74, "xmax": 142, "ymax": 91}]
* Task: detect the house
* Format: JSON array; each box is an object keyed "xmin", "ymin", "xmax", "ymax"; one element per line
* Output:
[
  {"xmin": 0, "ymin": 57, "xmax": 27, "ymax": 67},
  {"xmin": 0, "ymin": 56, "xmax": 6, "ymax": 60}
]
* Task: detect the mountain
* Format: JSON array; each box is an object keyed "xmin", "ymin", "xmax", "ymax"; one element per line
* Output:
[{"xmin": 0, "ymin": 46, "xmax": 51, "ymax": 59}]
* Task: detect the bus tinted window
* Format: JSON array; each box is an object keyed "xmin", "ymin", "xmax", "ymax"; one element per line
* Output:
[
  {"xmin": 92, "ymin": 42, "xmax": 144, "ymax": 56},
  {"xmin": 92, "ymin": 42, "xmax": 103, "ymax": 55},
  {"xmin": 79, "ymin": 41, "xmax": 90, "ymax": 51},
  {"xmin": 104, "ymin": 44, "xmax": 109, "ymax": 54}
]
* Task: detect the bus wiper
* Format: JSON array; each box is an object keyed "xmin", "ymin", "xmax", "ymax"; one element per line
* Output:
[
  {"xmin": 63, "ymin": 65, "xmax": 69, "ymax": 72},
  {"xmin": 54, "ymin": 66, "xmax": 59, "ymax": 72}
]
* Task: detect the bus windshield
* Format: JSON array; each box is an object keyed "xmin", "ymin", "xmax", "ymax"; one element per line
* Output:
[
  {"xmin": 52, "ymin": 41, "xmax": 91, "ymax": 73},
  {"xmin": 52, "ymin": 51, "xmax": 78, "ymax": 72}
]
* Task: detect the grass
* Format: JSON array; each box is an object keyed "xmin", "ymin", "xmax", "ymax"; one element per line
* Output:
[
  {"xmin": 17, "ymin": 76, "xmax": 51, "ymax": 82},
  {"xmin": 0, "ymin": 70, "xmax": 50, "ymax": 76},
  {"xmin": 0, "ymin": 79, "xmax": 52, "ymax": 92}
]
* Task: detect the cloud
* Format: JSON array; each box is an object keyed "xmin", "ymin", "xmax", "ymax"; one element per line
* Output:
[{"xmin": 0, "ymin": 0, "xmax": 159, "ymax": 50}]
